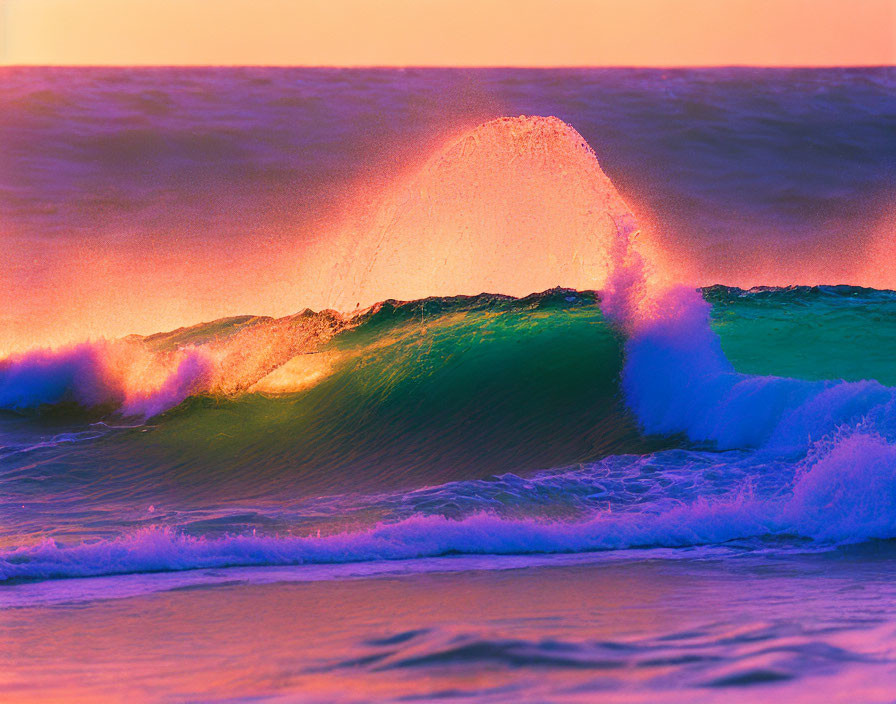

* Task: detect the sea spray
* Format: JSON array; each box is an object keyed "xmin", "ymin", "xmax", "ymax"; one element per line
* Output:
[
  {"xmin": 0, "ymin": 310, "xmax": 344, "ymax": 417},
  {"xmin": 598, "ymin": 177, "xmax": 896, "ymax": 549},
  {"xmin": 323, "ymin": 116, "xmax": 641, "ymax": 311}
]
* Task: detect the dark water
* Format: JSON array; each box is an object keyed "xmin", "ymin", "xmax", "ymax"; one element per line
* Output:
[{"xmin": 2, "ymin": 68, "xmax": 895, "ymax": 703}]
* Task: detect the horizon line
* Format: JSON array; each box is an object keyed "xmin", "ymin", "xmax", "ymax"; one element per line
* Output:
[{"xmin": 3, "ymin": 63, "xmax": 894, "ymax": 70}]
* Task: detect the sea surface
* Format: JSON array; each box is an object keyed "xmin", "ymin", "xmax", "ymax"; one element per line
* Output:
[{"xmin": 2, "ymin": 67, "xmax": 896, "ymax": 703}]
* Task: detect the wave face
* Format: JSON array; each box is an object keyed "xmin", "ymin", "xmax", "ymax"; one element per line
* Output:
[{"xmin": 2, "ymin": 110, "xmax": 896, "ymax": 584}]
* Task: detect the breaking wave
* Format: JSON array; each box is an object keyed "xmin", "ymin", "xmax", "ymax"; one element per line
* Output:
[{"xmin": 3, "ymin": 116, "xmax": 896, "ymax": 583}]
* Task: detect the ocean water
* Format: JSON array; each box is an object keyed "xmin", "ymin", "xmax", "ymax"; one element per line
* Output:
[{"xmin": 2, "ymin": 68, "xmax": 896, "ymax": 703}]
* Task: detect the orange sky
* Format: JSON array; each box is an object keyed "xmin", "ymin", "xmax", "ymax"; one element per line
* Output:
[{"xmin": 2, "ymin": 0, "xmax": 894, "ymax": 67}]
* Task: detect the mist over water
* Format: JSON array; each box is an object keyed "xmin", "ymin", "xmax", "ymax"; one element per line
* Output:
[{"xmin": 1, "ymin": 67, "xmax": 893, "ymax": 352}]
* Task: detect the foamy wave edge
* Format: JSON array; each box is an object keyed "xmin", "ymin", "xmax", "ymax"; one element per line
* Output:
[{"xmin": 6, "ymin": 439, "xmax": 896, "ymax": 584}]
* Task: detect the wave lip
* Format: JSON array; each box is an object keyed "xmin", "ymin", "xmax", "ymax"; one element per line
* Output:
[{"xmin": 0, "ymin": 309, "xmax": 345, "ymax": 417}]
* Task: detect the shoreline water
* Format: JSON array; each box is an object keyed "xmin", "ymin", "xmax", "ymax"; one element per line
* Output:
[{"xmin": 5, "ymin": 550, "xmax": 896, "ymax": 703}]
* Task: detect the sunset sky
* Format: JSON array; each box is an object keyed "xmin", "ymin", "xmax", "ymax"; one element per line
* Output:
[{"xmin": 2, "ymin": 0, "xmax": 894, "ymax": 67}]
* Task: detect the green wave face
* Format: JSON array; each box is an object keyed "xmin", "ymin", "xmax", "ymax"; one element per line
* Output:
[
  {"xmin": 709, "ymin": 286, "xmax": 896, "ymax": 387},
  {"xmin": 5, "ymin": 285, "xmax": 896, "ymax": 514},
  {"xmin": 62, "ymin": 291, "xmax": 662, "ymax": 504}
]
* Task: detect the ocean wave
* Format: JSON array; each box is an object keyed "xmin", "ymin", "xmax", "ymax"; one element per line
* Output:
[
  {"xmin": 3, "ymin": 284, "xmax": 895, "ymax": 421},
  {"xmin": 623, "ymin": 286, "xmax": 896, "ymax": 454},
  {"xmin": 3, "ymin": 283, "xmax": 896, "ymax": 562},
  {"xmin": 0, "ymin": 507, "xmax": 770, "ymax": 582},
  {"xmin": 3, "ymin": 112, "xmax": 896, "ymax": 583}
]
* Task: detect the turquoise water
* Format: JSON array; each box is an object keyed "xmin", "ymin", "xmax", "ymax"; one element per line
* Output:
[{"xmin": 710, "ymin": 285, "xmax": 896, "ymax": 386}]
